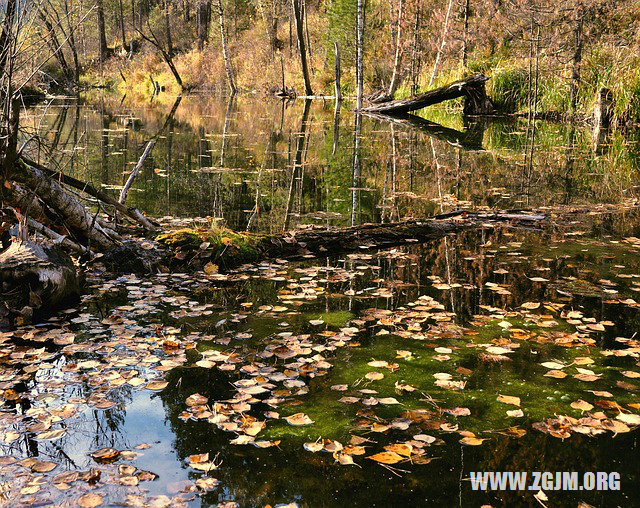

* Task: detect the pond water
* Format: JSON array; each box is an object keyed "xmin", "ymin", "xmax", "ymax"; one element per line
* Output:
[{"xmin": 3, "ymin": 95, "xmax": 640, "ymax": 507}]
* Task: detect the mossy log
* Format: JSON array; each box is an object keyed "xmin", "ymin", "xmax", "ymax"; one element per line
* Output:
[
  {"xmin": 0, "ymin": 240, "xmax": 80, "ymax": 326},
  {"xmin": 155, "ymin": 212, "xmax": 546, "ymax": 272}
]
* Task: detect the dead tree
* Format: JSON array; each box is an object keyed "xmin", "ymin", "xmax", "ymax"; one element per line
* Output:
[
  {"xmin": 291, "ymin": 0, "xmax": 313, "ymax": 96},
  {"xmin": 363, "ymin": 74, "xmax": 493, "ymax": 116},
  {"xmin": 135, "ymin": 23, "xmax": 184, "ymax": 89}
]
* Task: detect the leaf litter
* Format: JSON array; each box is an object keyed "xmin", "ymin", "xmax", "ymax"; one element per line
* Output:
[{"xmin": 2, "ymin": 224, "xmax": 640, "ymax": 504}]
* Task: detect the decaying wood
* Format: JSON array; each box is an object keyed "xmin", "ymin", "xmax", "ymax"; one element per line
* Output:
[
  {"xmin": 362, "ymin": 74, "xmax": 493, "ymax": 116},
  {"xmin": 22, "ymin": 156, "xmax": 157, "ymax": 230},
  {"xmin": 258, "ymin": 212, "xmax": 545, "ymax": 262},
  {"xmin": 0, "ymin": 240, "xmax": 80, "ymax": 324},
  {"xmin": 159, "ymin": 212, "xmax": 547, "ymax": 273},
  {"xmin": 10, "ymin": 159, "xmax": 121, "ymax": 251},
  {"xmin": 119, "ymin": 140, "xmax": 154, "ymax": 204}
]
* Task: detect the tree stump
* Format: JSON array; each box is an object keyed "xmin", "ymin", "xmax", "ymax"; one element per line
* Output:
[{"xmin": 0, "ymin": 240, "xmax": 80, "ymax": 326}]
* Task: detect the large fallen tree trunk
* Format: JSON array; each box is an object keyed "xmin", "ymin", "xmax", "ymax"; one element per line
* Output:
[
  {"xmin": 154, "ymin": 211, "xmax": 547, "ymax": 272},
  {"xmin": 362, "ymin": 74, "xmax": 493, "ymax": 116}
]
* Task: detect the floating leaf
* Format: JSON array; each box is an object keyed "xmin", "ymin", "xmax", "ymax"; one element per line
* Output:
[
  {"xmin": 460, "ymin": 437, "xmax": 487, "ymax": 446},
  {"xmin": 544, "ymin": 370, "xmax": 567, "ymax": 379},
  {"xmin": 90, "ymin": 448, "xmax": 120, "ymax": 464},
  {"xmin": 497, "ymin": 394, "xmax": 521, "ymax": 406},
  {"xmin": 303, "ymin": 441, "xmax": 323, "ymax": 453},
  {"xmin": 367, "ymin": 451, "xmax": 404, "ymax": 464},
  {"xmin": 616, "ymin": 413, "xmax": 640, "ymax": 425},
  {"xmin": 570, "ymin": 400, "xmax": 594, "ymax": 412},
  {"xmin": 77, "ymin": 493, "xmax": 103, "ymax": 507},
  {"xmin": 384, "ymin": 443, "xmax": 412, "ymax": 457},
  {"xmin": 284, "ymin": 413, "xmax": 314, "ymax": 426},
  {"xmin": 31, "ymin": 460, "xmax": 58, "ymax": 473},
  {"xmin": 144, "ymin": 381, "xmax": 168, "ymax": 391},
  {"xmin": 186, "ymin": 393, "xmax": 209, "ymax": 406}
]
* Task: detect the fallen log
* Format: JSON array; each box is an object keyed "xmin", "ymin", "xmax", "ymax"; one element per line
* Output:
[
  {"xmin": 154, "ymin": 211, "xmax": 547, "ymax": 272},
  {"xmin": 22, "ymin": 156, "xmax": 158, "ymax": 231},
  {"xmin": 0, "ymin": 240, "xmax": 80, "ymax": 326},
  {"xmin": 362, "ymin": 74, "xmax": 493, "ymax": 116},
  {"xmin": 9, "ymin": 159, "xmax": 121, "ymax": 251}
]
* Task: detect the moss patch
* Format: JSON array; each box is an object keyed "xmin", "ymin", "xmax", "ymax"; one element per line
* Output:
[{"xmin": 156, "ymin": 227, "xmax": 262, "ymax": 267}]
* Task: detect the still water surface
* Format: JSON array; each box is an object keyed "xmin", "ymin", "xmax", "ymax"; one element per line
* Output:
[{"xmin": 4, "ymin": 95, "xmax": 640, "ymax": 507}]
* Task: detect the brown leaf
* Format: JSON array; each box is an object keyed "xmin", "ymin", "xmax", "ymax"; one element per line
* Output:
[
  {"xmin": 77, "ymin": 493, "xmax": 103, "ymax": 507},
  {"xmin": 90, "ymin": 448, "xmax": 121, "ymax": 464},
  {"xmin": 284, "ymin": 413, "xmax": 314, "ymax": 426}
]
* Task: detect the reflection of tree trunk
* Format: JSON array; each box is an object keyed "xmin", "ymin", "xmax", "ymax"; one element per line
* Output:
[
  {"xmin": 352, "ymin": 112, "xmax": 362, "ymax": 226},
  {"xmin": 220, "ymin": 95, "xmax": 235, "ymax": 166},
  {"xmin": 291, "ymin": 0, "xmax": 313, "ymax": 96},
  {"xmin": 332, "ymin": 102, "xmax": 340, "ymax": 155},
  {"xmin": 284, "ymin": 99, "xmax": 311, "ymax": 231}
]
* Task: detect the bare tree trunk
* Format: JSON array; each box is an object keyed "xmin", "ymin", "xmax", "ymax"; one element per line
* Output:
[
  {"xmin": 135, "ymin": 27, "xmax": 183, "ymax": 88},
  {"xmin": 302, "ymin": 0, "xmax": 313, "ymax": 73},
  {"xmin": 388, "ymin": 0, "xmax": 404, "ymax": 98},
  {"xmin": 38, "ymin": 9, "xmax": 73, "ymax": 82},
  {"xmin": 291, "ymin": 0, "xmax": 313, "ymax": 96},
  {"xmin": 356, "ymin": 0, "xmax": 364, "ymax": 109},
  {"xmin": 428, "ymin": 0, "xmax": 454, "ymax": 88},
  {"xmin": 461, "ymin": 0, "xmax": 470, "ymax": 68},
  {"xmin": 197, "ymin": 0, "xmax": 211, "ymax": 50},
  {"xmin": 97, "ymin": 0, "xmax": 108, "ymax": 64},
  {"xmin": 164, "ymin": 0, "xmax": 173, "ymax": 56},
  {"xmin": 334, "ymin": 41, "xmax": 341, "ymax": 102},
  {"xmin": 117, "ymin": 0, "xmax": 126, "ymax": 48},
  {"xmin": 216, "ymin": 0, "xmax": 236, "ymax": 94},
  {"xmin": 409, "ymin": 4, "xmax": 420, "ymax": 95},
  {"xmin": 569, "ymin": 1, "xmax": 583, "ymax": 114},
  {"xmin": 63, "ymin": 0, "xmax": 81, "ymax": 83}
]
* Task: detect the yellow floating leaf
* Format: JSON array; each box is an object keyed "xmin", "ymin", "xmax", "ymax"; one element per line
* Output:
[
  {"xmin": 460, "ymin": 436, "xmax": 487, "ymax": 446},
  {"xmin": 497, "ymin": 394, "xmax": 520, "ymax": 406},
  {"xmin": 367, "ymin": 451, "xmax": 404, "ymax": 464},
  {"xmin": 384, "ymin": 443, "xmax": 412, "ymax": 457}
]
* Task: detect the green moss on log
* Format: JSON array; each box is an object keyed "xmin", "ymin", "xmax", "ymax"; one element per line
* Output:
[{"xmin": 156, "ymin": 227, "xmax": 262, "ymax": 266}]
